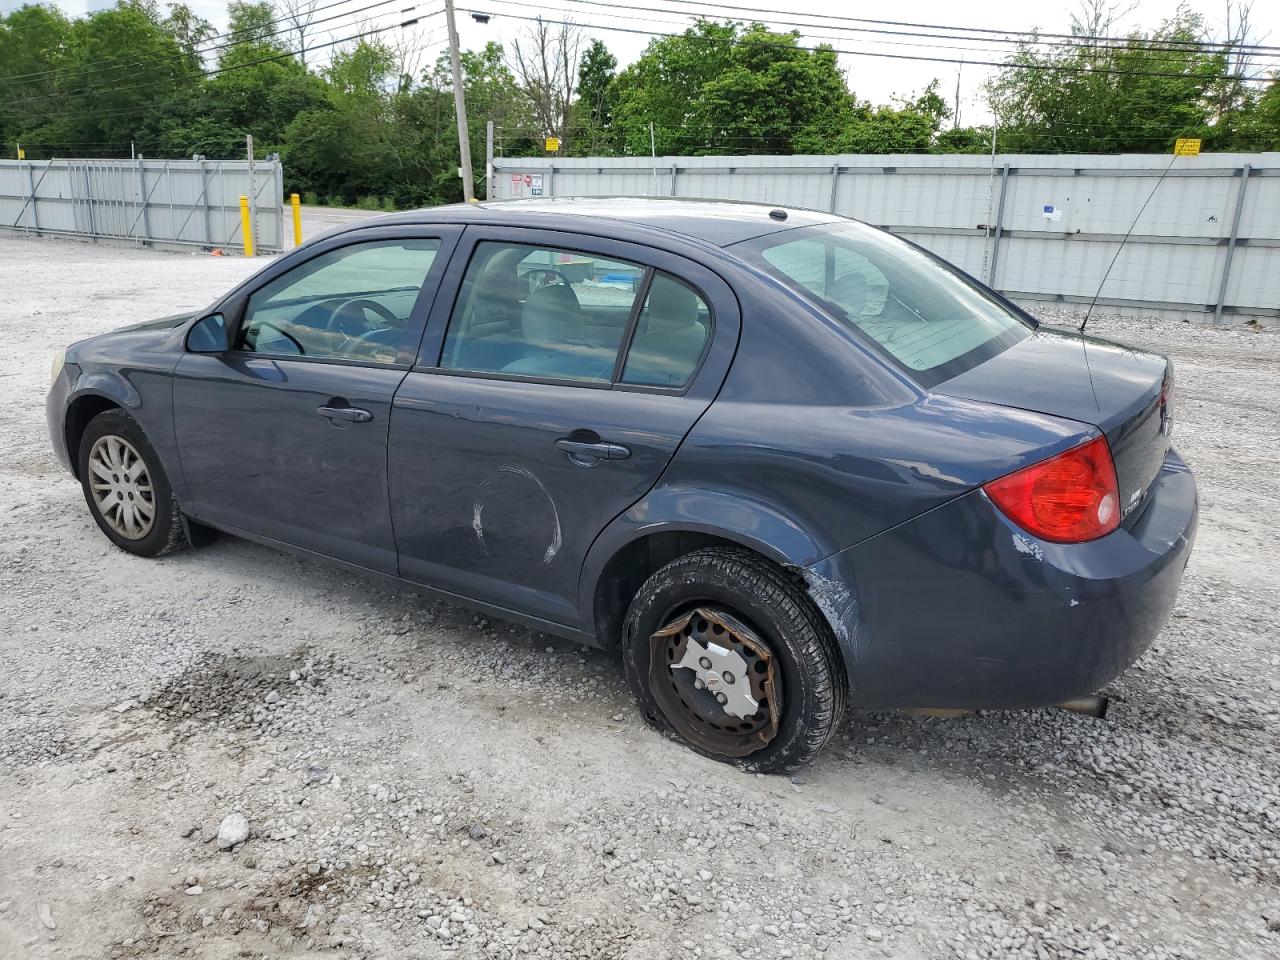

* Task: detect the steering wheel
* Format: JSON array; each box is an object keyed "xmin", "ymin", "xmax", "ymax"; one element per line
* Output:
[
  {"xmin": 524, "ymin": 268, "xmax": 574, "ymax": 294},
  {"xmin": 326, "ymin": 297, "xmax": 403, "ymax": 344},
  {"xmin": 250, "ymin": 320, "xmax": 305, "ymax": 355}
]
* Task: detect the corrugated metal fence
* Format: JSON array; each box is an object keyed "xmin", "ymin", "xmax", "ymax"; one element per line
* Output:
[
  {"xmin": 0, "ymin": 157, "xmax": 285, "ymax": 253},
  {"xmin": 490, "ymin": 152, "xmax": 1280, "ymax": 325}
]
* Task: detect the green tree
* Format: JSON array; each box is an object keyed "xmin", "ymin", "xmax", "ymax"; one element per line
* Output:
[
  {"xmin": 572, "ymin": 38, "xmax": 617, "ymax": 155},
  {"xmin": 35, "ymin": 2, "xmax": 203, "ymax": 154},
  {"xmin": 612, "ymin": 20, "xmax": 851, "ymax": 156},
  {"xmin": 986, "ymin": 10, "xmax": 1229, "ymax": 153},
  {"xmin": 163, "ymin": 2, "xmax": 214, "ymax": 68},
  {"xmin": 226, "ymin": 0, "xmax": 276, "ymax": 48},
  {"xmin": 1242, "ymin": 75, "xmax": 1280, "ymax": 150},
  {"xmin": 0, "ymin": 4, "xmax": 74, "ymax": 155}
]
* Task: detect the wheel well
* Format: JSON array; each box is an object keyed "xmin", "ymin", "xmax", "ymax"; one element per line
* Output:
[
  {"xmin": 592, "ymin": 531, "xmax": 789, "ymax": 648},
  {"xmin": 65, "ymin": 395, "xmax": 122, "ymax": 477}
]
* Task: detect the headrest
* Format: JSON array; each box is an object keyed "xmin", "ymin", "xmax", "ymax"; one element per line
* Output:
[
  {"xmin": 521, "ymin": 283, "xmax": 584, "ymax": 344},
  {"xmin": 828, "ymin": 271, "xmax": 867, "ymax": 318},
  {"xmin": 644, "ymin": 277, "xmax": 700, "ymax": 331}
]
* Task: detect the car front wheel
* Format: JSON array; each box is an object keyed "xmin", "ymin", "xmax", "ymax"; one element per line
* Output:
[
  {"xmin": 77, "ymin": 409, "xmax": 187, "ymax": 558},
  {"xmin": 621, "ymin": 546, "xmax": 846, "ymax": 772}
]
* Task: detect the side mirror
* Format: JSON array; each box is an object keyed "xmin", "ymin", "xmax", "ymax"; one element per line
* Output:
[{"xmin": 187, "ymin": 313, "xmax": 229, "ymax": 353}]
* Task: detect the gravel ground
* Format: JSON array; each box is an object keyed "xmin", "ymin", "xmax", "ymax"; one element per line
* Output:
[{"xmin": 1, "ymin": 231, "xmax": 1278, "ymax": 960}]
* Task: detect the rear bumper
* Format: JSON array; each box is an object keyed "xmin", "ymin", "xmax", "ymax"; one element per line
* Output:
[{"xmin": 805, "ymin": 449, "xmax": 1197, "ymax": 710}]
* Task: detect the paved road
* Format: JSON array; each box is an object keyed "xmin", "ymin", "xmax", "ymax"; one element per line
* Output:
[{"xmin": 299, "ymin": 204, "xmax": 379, "ymax": 242}]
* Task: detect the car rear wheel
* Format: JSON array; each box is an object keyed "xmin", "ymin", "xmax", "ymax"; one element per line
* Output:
[
  {"xmin": 621, "ymin": 546, "xmax": 846, "ymax": 772},
  {"xmin": 77, "ymin": 410, "xmax": 187, "ymax": 558}
]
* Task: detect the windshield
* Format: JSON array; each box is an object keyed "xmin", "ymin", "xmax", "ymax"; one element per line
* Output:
[{"xmin": 732, "ymin": 221, "xmax": 1032, "ymax": 387}]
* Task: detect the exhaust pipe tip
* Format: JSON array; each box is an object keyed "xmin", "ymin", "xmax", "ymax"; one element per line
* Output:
[{"xmin": 1057, "ymin": 695, "xmax": 1109, "ymax": 719}]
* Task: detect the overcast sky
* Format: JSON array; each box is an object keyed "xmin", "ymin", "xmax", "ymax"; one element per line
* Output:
[{"xmin": 9, "ymin": 0, "xmax": 1280, "ymax": 126}]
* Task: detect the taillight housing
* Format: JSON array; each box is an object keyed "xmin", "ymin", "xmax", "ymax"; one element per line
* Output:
[
  {"xmin": 983, "ymin": 436, "xmax": 1120, "ymax": 543},
  {"xmin": 1159, "ymin": 370, "xmax": 1174, "ymax": 437}
]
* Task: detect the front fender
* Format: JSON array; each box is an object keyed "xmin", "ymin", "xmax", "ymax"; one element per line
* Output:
[
  {"xmin": 70, "ymin": 370, "xmax": 143, "ymax": 411},
  {"xmin": 47, "ymin": 367, "xmax": 144, "ymax": 475},
  {"xmin": 57, "ymin": 337, "xmax": 183, "ymax": 496}
]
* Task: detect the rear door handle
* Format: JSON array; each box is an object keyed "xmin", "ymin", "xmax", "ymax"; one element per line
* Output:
[
  {"xmin": 555, "ymin": 439, "xmax": 631, "ymax": 463},
  {"xmin": 317, "ymin": 404, "xmax": 373, "ymax": 423}
]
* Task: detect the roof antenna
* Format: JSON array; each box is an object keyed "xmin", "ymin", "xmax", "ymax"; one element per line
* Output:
[{"xmin": 1080, "ymin": 150, "xmax": 1182, "ymax": 334}]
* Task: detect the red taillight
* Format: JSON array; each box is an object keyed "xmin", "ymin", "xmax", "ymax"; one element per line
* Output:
[
  {"xmin": 1159, "ymin": 371, "xmax": 1174, "ymax": 436},
  {"xmin": 983, "ymin": 436, "xmax": 1120, "ymax": 543}
]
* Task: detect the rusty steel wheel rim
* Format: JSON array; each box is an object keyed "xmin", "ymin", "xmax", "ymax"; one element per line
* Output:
[{"xmin": 649, "ymin": 606, "xmax": 782, "ymax": 758}]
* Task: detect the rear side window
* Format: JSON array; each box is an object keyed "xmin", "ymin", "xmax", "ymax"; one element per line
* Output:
[
  {"xmin": 441, "ymin": 241, "xmax": 645, "ymax": 383},
  {"xmin": 621, "ymin": 274, "xmax": 711, "ymax": 387},
  {"xmin": 439, "ymin": 242, "xmax": 712, "ymax": 389},
  {"xmin": 734, "ymin": 222, "xmax": 1030, "ymax": 386}
]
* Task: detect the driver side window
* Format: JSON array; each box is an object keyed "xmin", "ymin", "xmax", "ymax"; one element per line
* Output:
[{"xmin": 238, "ymin": 238, "xmax": 440, "ymax": 364}]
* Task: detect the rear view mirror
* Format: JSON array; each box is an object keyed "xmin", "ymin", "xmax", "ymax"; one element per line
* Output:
[{"xmin": 187, "ymin": 313, "xmax": 229, "ymax": 353}]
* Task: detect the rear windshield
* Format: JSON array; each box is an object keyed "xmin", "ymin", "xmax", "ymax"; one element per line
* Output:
[{"xmin": 731, "ymin": 221, "xmax": 1031, "ymax": 386}]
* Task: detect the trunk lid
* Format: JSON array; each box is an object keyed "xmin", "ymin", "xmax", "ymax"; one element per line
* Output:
[{"xmin": 935, "ymin": 326, "xmax": 1171, "ymax": 523}]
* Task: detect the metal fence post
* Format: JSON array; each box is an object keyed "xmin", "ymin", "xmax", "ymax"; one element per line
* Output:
[
  {"xmin": 246, "ymin": 135, "xmax": 258, "ymax": 253},
  {"xmin": 135, "ymin": 159, "xmax": 151, "ymax": 243},
  {"xmin": 1214, "ymin": 164, "xmax": 1251, "ymax": 323},
  {"xmin": 200, "ymin": 159, "xmax": 213, "ymax": 246},
  {"xmin": 83, "ymin": 163, "xmax": 99, "ymax": 242},
  {"xmin": 829, "ymin": 162, "xmax": 840, "ymax": 212},
  {"xmin": 986, "ymin": 164, "xmax": 1010, "ymax": 287},
  {"xmin": 670, "ymin": 164, "xmax": 678, "ymax": 197},
  {"xmin": 23, "ymin": 160, "xmax": 40, "ymax": 233},
  {"xmin": 485, "ymin": 121, "xmax": 494, "ymax": 201},
  {"xmin": 276, "ymin": 162, "xmax": 285, "ymax": 253}
]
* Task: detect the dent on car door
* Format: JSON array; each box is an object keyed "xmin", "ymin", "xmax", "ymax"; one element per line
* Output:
[
  {"xmin": 388, "ymin": 228, "xmax": 740, "ymax": 627},
  {"xmin": 172, "ymin": 228, "xmax": 460, "ymax": 572}
]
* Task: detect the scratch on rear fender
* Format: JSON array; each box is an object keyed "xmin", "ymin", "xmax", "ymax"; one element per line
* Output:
[
  {"xmin": 1012, "ymin": 533, "xmax": 1045, "ymax": 562},
  {"xmin": 800, "ymin": 567, "xmax": 863, "ymax": 659}
]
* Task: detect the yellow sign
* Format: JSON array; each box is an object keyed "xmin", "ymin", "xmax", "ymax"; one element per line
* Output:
[
  {"xmin": 1174, "ymin": 138, "xmax": 1201, "ymax": 157},
  {"xmin": 16, "ymin": 147, "xmax": 24, "ymax": 160},
  {"xmin": 544, "ymin": 137, "xmax": 560, "ymax": 152}
]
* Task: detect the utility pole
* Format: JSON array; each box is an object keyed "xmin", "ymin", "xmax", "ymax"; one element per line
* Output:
[
  {"xmin": 953, "ymin": 61, "xmax": 962, "ymax": 130},
  {"xmin": 444, "ymin": 0, "xmax": 475, "ymax": 202}
]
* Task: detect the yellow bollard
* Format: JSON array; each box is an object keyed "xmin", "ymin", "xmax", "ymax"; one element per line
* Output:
[
  {"xmin": 291, "ymin": 193, "xmax": 303, "ymax": 247},
  {"xmin": 239, "ymin": 195, "xmax": 254, "ymax": 257}
]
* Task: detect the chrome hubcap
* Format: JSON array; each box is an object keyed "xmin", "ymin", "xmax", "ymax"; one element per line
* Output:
[{"xmin": 88, "ymin": 435, "xmax": 155, "ymax": 540}]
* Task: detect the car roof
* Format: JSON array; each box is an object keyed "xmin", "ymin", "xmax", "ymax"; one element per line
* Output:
[{"xmin": 359, "ymin": 197, "xmax": 842, "ymax": 248}]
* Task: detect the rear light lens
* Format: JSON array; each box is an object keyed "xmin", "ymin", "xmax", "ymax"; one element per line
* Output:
[
  {"xmin": 1159, "ymin": 370, "xmax": 1174, "ymax": 436},
  {"xmin": 983, "ymin": 436, "xmax": 1120, "ymax": 543}
]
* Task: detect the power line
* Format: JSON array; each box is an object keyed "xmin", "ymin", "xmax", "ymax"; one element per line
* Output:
[
  {"xmin": 1, "ymin": 0, "xmax": 420, "ymax": 92},
  {"xmin": 639, "ymin": 0, "xmax": 1280, "ymax": 56},
  {"xmin": 473, "ymin": 0, "xmax": 1280, "ymax": 74},
  {"xmin": 494, "ymin": 0, "xmax": 1280, "ymax": 63},
  {"xmin": 458, "ymin": 7, "xmax": 1278, "ymax": 82},
  {"xmin": 5, "ymin": 13, "xmax": 441, "ymax": 114}
]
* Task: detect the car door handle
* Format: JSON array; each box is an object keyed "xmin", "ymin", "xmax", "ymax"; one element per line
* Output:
[
  {"xmin": 317, "ymin": 404, "xmax": 373, "ymax": 423},
  {"xmin": 555, "ymin": 439, "xmax": 631, "ymax": 462}
]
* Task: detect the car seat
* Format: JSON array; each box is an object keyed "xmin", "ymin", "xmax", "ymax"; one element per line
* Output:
[{"xmin": 625, "ymin": 278, "xmax": 707, "ymax": 385}]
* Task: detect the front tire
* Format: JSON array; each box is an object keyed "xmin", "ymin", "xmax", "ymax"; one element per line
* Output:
[
  {"xmin": 621, "ymin": 546, "xmax": 846, "ymax": 773},
  {"xmin": 77, "ymin": 409, "xmax": 187, "ymax": 558}
]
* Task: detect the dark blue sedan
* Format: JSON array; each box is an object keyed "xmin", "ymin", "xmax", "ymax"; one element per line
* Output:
[{"xmin": 46, "ymin": 198, "xmax": 1197, "ymax": 770}]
